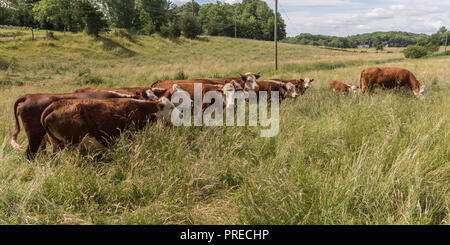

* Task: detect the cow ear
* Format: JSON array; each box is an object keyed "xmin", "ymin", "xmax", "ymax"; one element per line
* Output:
[{"xmin": 255, "ymin": 73, "xmax": 261, "ymax": 79}]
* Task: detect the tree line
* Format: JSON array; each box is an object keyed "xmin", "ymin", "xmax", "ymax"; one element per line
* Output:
[
  {"xmin": 283, "ymin": 29, "xmax": 448, "ymax": 50},
  {"xmin": 0, "ymin": 0, "xmax": 286, "ymax": 40}
]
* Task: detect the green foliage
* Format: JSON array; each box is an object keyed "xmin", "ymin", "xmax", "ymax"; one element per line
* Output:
[
  {"xmin": 403, "ymin": 46, "xmax": 428, "ymax": 58},
  {"xmin": 284, "ymin": 31, "xmax": 428, "ymax": 48},
  {"xmin": 159, "ymin": 22, "xmax": 181, "ymax": 39},
  {"xmin": 179, "ymin": 14, "xmax": 202, "ymax": 39},
  {"xmin": 75, "ymin": 0, "xmax": 107, "ymax": 36}
]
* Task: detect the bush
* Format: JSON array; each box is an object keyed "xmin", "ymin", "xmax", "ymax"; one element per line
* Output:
[
  {"xmin": 160, "ymin": 23, "xmax": 181, "ymax": 39},
  {"xmin": 402, "ymin": 46, "xmax": 428, "ymax": 58},
  {"xmin": 425, "ymin": 43, "xmax": 439, "ymax": 53},
  {"xmin": 179, "ymin": 14, "xmax": 202, "ymax": 39}
]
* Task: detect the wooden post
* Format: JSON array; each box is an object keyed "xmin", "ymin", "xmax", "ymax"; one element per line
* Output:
[
  {"xmin": 274, "ymin": 0, "xmax": 278, "ymax": 72},
  {"xmin": 234, "ymin": 8, "xmax": 237, "ymax": 38},
  {"xmin": 31, "ymin": 28, "xmax": 34, "ymax": 41},
  {"xmin": 445, "ymin": 32, "xmax": 448, "ymax": 52}
]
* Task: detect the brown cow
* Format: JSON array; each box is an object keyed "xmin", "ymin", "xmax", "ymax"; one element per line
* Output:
[
  {"xmin": 10, "ymin": 91, "xmax": 139, "ymax": 159},
  {"xmin": 74, "ymin": 87, "xmax": 159, "ymax": 100},
  {"xmin": 41, "ymin": 97, "xmax": 180, "ymax": 154},
  {"xmin": 151, "ymin": 72, "xmax": 260, "ymax": 92},
  {"xmin": 359, "ymin": 67, "xmax": 426, "ymax": 97},
  {"xmin": 329, "ymin": 80, "xmax": 358, "ymax": 94},
  {"xmin": 255, "ymin": 81, "xmax": 290, "ymax": 102},
  {"xmin": 270, "ymin": 78, "xmax": 314, "ymax": 95}
]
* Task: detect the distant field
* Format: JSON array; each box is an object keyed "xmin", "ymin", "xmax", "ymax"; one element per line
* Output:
[{"xmin": 0, "ymin": 30, "xmax": 448, "ymax": 224}]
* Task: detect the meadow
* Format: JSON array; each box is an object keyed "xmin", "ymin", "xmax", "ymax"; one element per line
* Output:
[{"xmin": 0, "ymin": 30, "xmax": 448, "ymax": 224}]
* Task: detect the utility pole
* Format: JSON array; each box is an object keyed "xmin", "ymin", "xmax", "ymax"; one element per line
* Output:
[
  {"xmin": 234, "ymin": 8, "xmax": 237, "ymax": 38},
  {"xmin": 445, "ymin": 32, "xmax": 448, "ymax": 52},
  {"xmin": 274, "ymin": 0, "xmax": 278, "ymax": 72},
  {"xmin": 191, "ymin": 0, "xmax": 195, "ymax": 17}
]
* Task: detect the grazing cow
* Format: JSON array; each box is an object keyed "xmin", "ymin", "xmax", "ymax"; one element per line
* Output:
[
  {"xmin": 255, "ymin": 81, "xmax": 292, "ymax": 102},
  {"xmin": 329, "ymin": 80, "xmax": 358, "ymax": 94},
  {"xmin": 74, "ymin": 87, "xmax": 158, "ymax": 100},
  {"xmin": 151, "ymin": 72, "xmax": 260, "ymax": 92},
  {"xmin": 270, "ymin": 78, "xmax": 314, "ymax": 95},
  {"xmin": 41, "ymin": 97, "xmax": 180, "ymax": 154},
  {"xmin": 360, "ymin": 67, "xmax": 426, "ymax": 97},
  {"xmin": 10, "ymin": 91, "xmax": 138, "ymax": 159}
]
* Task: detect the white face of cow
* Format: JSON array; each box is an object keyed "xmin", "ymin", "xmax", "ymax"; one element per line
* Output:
[
  {"xmin": 304, "ymin": 78, "xmax": 314, "ymax": 89},
  {"xmin": 350, "ymin": 85, "xmax": 358, "ymax": 93},
  {"xmin": 414, "ymin": 85, "xmax": 427, "ymax": 98},
  {"xmin": 145, "ymin": 89, "xmax": 159, "ymax": 100},
  {"xmin": 242, "ymin": 73, "xmax": 260, "ymax": 91},
  {"xmin": 155, "ymin": 96, "xmax": 182, "ymax": 122},
  {"xmin": 222, "ymin": 82, "xmax": 236, "ymax": 109},
  {"xmin": 285, "ymin": 82, "xmax": 298, "ymax": 98}
]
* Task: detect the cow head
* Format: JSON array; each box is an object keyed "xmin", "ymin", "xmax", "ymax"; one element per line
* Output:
[
  {"xmin": 414, "ymin": 85, "xmax": 427, "ymax": 98},
  {"xmin": 143, "ymin": 89, "xmax": 159, "ymax": 100},
  {"xmin": 283, "ymin": 82, "xmax": 299, "ymax": 98},
  {"xmin": 155, "ymin": 96, "xmax": 182, "ymax": 123},
  {"xmin": 296, "ymin": 78, "xmax": 314, "ymax": 94},
  {"xmin": 240, "ymin": 72, "xmax": 260, "ymax": 92},
  {"xmin": 345, "ymin": 83, "xmax": 358, "ymax": 93}
]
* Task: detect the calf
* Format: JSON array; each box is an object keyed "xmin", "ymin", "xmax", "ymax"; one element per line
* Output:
[
  {"xmin": 270, "ymin": 78, "xmax": 314, "ymax": 95},
  {"xmin": 329, "ymin": 80, "xmax": 358, "ymax": 94},
  {"xmin": 10, "ymin": 91, "xmax": 138, "ymax": 159},
  {"xmin": 41, "ymin": 97, "xmax": 180, "ymax": 154},
  {"xmin": 360, "ymin": 67, "xmax": 426, "ymax": 97},
  {"xmin": 255, "ymin": 81, "xmax": 290, "ymax": 103}
]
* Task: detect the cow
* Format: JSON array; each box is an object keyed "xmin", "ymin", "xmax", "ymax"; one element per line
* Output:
[
  {"xmin": 270, "ymin": 78, "xmax": 314, "ymax": 95},
  {"xmin": 151, "ymin": 72, "xmax": 260, "ymax": 92},
  {"xmin": 10, "ymin": 91, "xmax": 139, "ymax": 159},
  {"xmin": 255, "ymin": 80, "xmax": 295, "ymax": 103},
  {"xmin": 329, "ymin": 80, "xmax": 358, "ymax": 94},
  {"xmin": 74, "ymin": 87, "xmax": 159, "ymax": 100},
  {"xmin": 40, "ymin": 97, "xmax": 180, "ymax": 154},
  {"xmin": 359, "ymin": 67, "xmax": 426, "ymax": 97}
]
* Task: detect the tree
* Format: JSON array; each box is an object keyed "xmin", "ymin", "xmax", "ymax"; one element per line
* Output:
[
  {"xmin": 99, "ymin": 0, "xmax": 137, "ymax": 29},
  {"xmin": 75, "ymin": 0, "xmax": 107, "ymax": 36},
  {"xmin": 403, "ymin": 46, "xmax": 428, "ymax": 58},
  {"xmin": 136, "ymin": 0, "xmax": 171, "ymax": 32},
  {"xmin": 33, "ymin": 0, "xmax": 76, "ymax": 31},
  {"xmin": 179, "ymin": 13, "xmax": 201, "ymax": 39}
]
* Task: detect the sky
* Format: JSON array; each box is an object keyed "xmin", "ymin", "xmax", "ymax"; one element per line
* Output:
[{"xmin": 172, "ymin": 0, "xmax": 450, "ymax": 37}]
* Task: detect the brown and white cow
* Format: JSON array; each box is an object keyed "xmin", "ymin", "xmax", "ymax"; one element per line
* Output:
[
  {"xmin": 151, "ymin": 72, "xmax": 260, "ymax": 92},
  {"xmin": 40, "ymin": 97, "xmax": 180, "ymax": 154},
  {"xmin": 329, "ymin": 80, "xmax": 358, "ymax": 94},
  {"xmin": 270, "ymin": 78, "xmax": 314, "ymax": 95},
  {"xmin": 74, "ymin": 87, "xmax": 159, "ymax": 100},
  {"xmin": 10, "ymin": 91, "xmax": 139, "ymax": 159},
  {"xmin": 255, "ymin": 80, "xmax": 295, "ymax": 102},
  {"xmin": 359, "ymin": 67, "xmax": 426, "ymax": 97}
]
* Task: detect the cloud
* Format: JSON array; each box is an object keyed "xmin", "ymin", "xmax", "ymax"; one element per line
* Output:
[{"xmin": 172, "ymin": 0, "xmax": 450, "ymax": 36}]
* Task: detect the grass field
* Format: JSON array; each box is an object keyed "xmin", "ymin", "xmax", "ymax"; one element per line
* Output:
[{"xmin": 0, "ymin": 30, "xmax": 448, "ymax": 225}]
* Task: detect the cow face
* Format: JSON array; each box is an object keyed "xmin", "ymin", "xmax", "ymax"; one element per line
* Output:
[
  {"xmin": 414, "ymin": 85, "xmax": 427, "ymax": 98},
  {"xmin": 349, "ymin": 85, "xmax": 358, "ymax": 93},
  {"xmin": 284, "ymin": 82, "xmax": 298, "ymax": 98},
  {"xmin": 144, "ymin": 89, "xmax": 159, "ymax": 100},
  {"xmin": 304, "ymin": 78, "xmax": 314, "ymax": 89},
  {"xmin": 155, "ymin": 96, "xmax": 182, "ymax": 123},
  {"xmin": 241, "ymin": 72, "xmax": 260, "ymax": 92},
  {"xmin": 222, "ymin": 82, "xmax": 237, "ymax": 109}
]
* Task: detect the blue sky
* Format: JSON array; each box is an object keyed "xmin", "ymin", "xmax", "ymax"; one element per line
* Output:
[{"xmin": 172, "ymin": 0, "xmax": 450, "ymax": 37}]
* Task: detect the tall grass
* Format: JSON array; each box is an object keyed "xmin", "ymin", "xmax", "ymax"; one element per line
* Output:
[{"xmin": 0, "ymin": 32, "xmax": 448, "ymax": 224}]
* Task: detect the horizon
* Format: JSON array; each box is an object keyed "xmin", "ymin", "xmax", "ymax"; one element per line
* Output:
[{"xmin": 172, "ymin": 0, "xmax": 450, "ymax": 37}]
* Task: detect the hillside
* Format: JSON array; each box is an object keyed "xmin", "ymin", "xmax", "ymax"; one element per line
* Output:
[{"xmin": 0, "ymin": 31, "xmax": 449, "ymax": 225}]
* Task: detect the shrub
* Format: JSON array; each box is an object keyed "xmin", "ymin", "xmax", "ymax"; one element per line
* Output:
[
  {"xmin": 179, "ymin": 14, "xmax": 202, "ymax": 39},
  {"xmin": 160, "ymin": 23, "xmax": 181, "ymax": 39},
  {"xmin": 402, "ymin": 46, "xmax": 428, "ymax": 58}
]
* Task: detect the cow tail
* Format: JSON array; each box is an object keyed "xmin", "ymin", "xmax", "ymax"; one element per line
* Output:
[
  {"xmin": 359, "ymin": 70, "xmax": 364, "ymax": 91},
  {"xmin": 40, "ymin": 105, "xmax": 61, "ymax": 146},
  {"xmin": 9, "ymin": 96, "xmax": 26, "ymax": 151}
]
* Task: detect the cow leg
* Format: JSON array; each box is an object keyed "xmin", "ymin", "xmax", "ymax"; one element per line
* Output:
[{"xmin": 26, "ymin": 130, "xmax": 46, "ymax": 160}]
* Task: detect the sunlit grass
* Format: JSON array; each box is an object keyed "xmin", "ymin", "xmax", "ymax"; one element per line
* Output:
[{"xmin": 0, "ymin": 32, "xmax": 448, "ymax": 224}]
